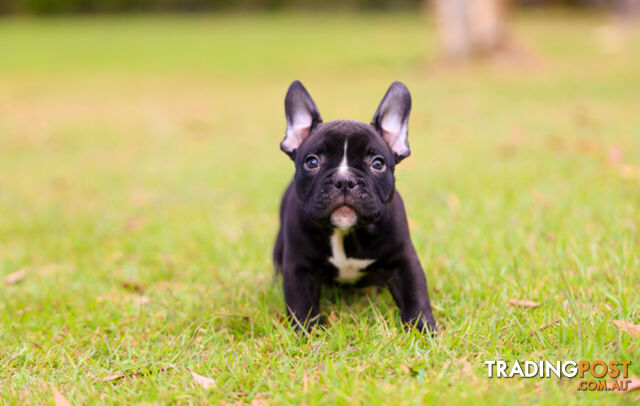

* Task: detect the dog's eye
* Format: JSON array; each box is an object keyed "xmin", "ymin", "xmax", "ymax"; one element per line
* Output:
[
  {"xmin": 304, "ymin": 155, "xmax": 320, "ymax": 170},
  {"xmin": 371, "ymin": 156, "xmax": 386, "ymax": 171}
]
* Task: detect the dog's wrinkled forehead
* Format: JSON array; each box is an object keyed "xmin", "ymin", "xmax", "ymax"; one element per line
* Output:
[
  {"xmin": 313, "ymin": 120, "xmax": 377, "ymax": 141},
  {"xmin": 298, "ymin": 120, "xmax": 390, "ymax": 160}
]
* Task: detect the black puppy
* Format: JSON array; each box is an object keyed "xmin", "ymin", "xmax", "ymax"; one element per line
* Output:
[{"xmin": 273, "ymin": 80, "xmax": 436, "ymax": 333}]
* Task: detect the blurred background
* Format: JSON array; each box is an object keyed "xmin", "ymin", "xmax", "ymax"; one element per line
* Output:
[
  {"xmin": 2, "ymin": 0, "xmax": 640, "ymax": 16},
  {"xmin": 1, "ymin": 0, "xmax": 639, "ymax": 285},
  {"xmin": 1, "ymin": 0, "xmax": 639, "ymax": 293},
  {"xmin": 2, "ymin": 0, "xmax": 640, "ymax": 402}
]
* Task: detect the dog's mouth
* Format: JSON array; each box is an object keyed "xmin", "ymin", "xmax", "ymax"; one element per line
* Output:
[{"xmin": 330, "ymin": 204, "xmax": 358, "ymax": 229}]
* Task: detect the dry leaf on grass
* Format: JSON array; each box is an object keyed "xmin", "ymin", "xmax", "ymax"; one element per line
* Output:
[
  {"xmin": 53, "ymin": 388, "xmax": 71, "ymax": 406},
  {"xmin": 509, "ymin": 298, "xmax": 540, "ymax": 308},
  {"xmin": 531, "ymin": 319, "xmax": 560, "ymax": 334},
  {"xmin": 5, "ymin": 269, "xmax": 28, "ymax": 285},
  {"xmin": 120, "ymin": 279, "xmax": 143, "ymax": 293},
  {"xmin": 190, "ymin": 370, "xmax": 216, "ymax": 389},
  {"xmin": 102, "ymin": 373, "xmax": 126, "ymax": 382},
  {"xmin": 612, "ymin": 320, "xmax": 640, "ymax": 338},
  {"xmin": 519, "ymin": 319, "xmax": 560, "ymax": 343}
]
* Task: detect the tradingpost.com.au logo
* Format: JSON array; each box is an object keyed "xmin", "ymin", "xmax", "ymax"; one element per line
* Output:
[{"xmin": 484, "ymin": 360, "xmax": 632, "ymax": 391}]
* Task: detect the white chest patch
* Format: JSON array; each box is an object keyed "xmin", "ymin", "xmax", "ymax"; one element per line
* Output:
[{"xmin": 329, "ymin": 229, "xmax": 375, "ymax": 284}]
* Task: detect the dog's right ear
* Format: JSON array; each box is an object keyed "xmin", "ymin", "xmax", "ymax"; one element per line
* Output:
[
  {"xmin": 281, "ymin": 80, "xmax": 322, "ymax": 159},
  {"xmin": 371, "ymin": 81, "xmax": 412, "ymax": 163}
]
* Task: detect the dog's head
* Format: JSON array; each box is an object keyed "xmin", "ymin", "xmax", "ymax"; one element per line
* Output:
[{"xmin": 280, "ymin": 80, "xmax": 412, "ymax": 229}]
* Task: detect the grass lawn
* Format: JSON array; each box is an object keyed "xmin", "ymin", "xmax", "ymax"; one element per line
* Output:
[{"xmin": 1, "ymin": 10, "xmax": 640, "ymax": 405}]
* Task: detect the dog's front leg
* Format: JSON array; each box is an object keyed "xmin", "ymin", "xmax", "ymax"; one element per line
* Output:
[
  {"xmin": 282, "ymin": 264, "xmax": 321, "ymax": 331},
  {"xmin": 386, "ymin": 249, "xmax": 437, "ymax": 333}
]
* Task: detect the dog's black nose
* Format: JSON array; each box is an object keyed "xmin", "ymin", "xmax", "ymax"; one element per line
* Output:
[{"xmin": 333, "ymin": 175, "xmax": 356, "ymax": 191}]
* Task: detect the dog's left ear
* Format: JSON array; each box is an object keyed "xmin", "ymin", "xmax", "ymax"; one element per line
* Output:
[{"xmin": 371, "ymin": 81, "xmax": 412, "ymax": 162}]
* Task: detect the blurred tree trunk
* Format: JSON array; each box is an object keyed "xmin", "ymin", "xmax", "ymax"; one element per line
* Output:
[
  {"xmin": 595, "ymin": 0, "xmax": 640, "ymax": 56},
  {"xmin": 612, "ymin": 0, "xmax": 640, "ymax": 23},
  {"xmin": 433, "ymin": 0, "xmax": 511, "ymax": 62}
]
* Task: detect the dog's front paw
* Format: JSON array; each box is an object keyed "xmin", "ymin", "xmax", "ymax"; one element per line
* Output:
[
  {"xmin": 286, "ymin": 308, "xmax": 323, "ymax": 334},
  {"xmin": 403, "ymin": 314, "xmax": 438, "ymax": 336}
]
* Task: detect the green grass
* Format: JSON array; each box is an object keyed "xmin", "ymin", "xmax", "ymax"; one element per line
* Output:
[{"xmin": 1, "ymin": 10, "xmax": 640, "ymax": 404}]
